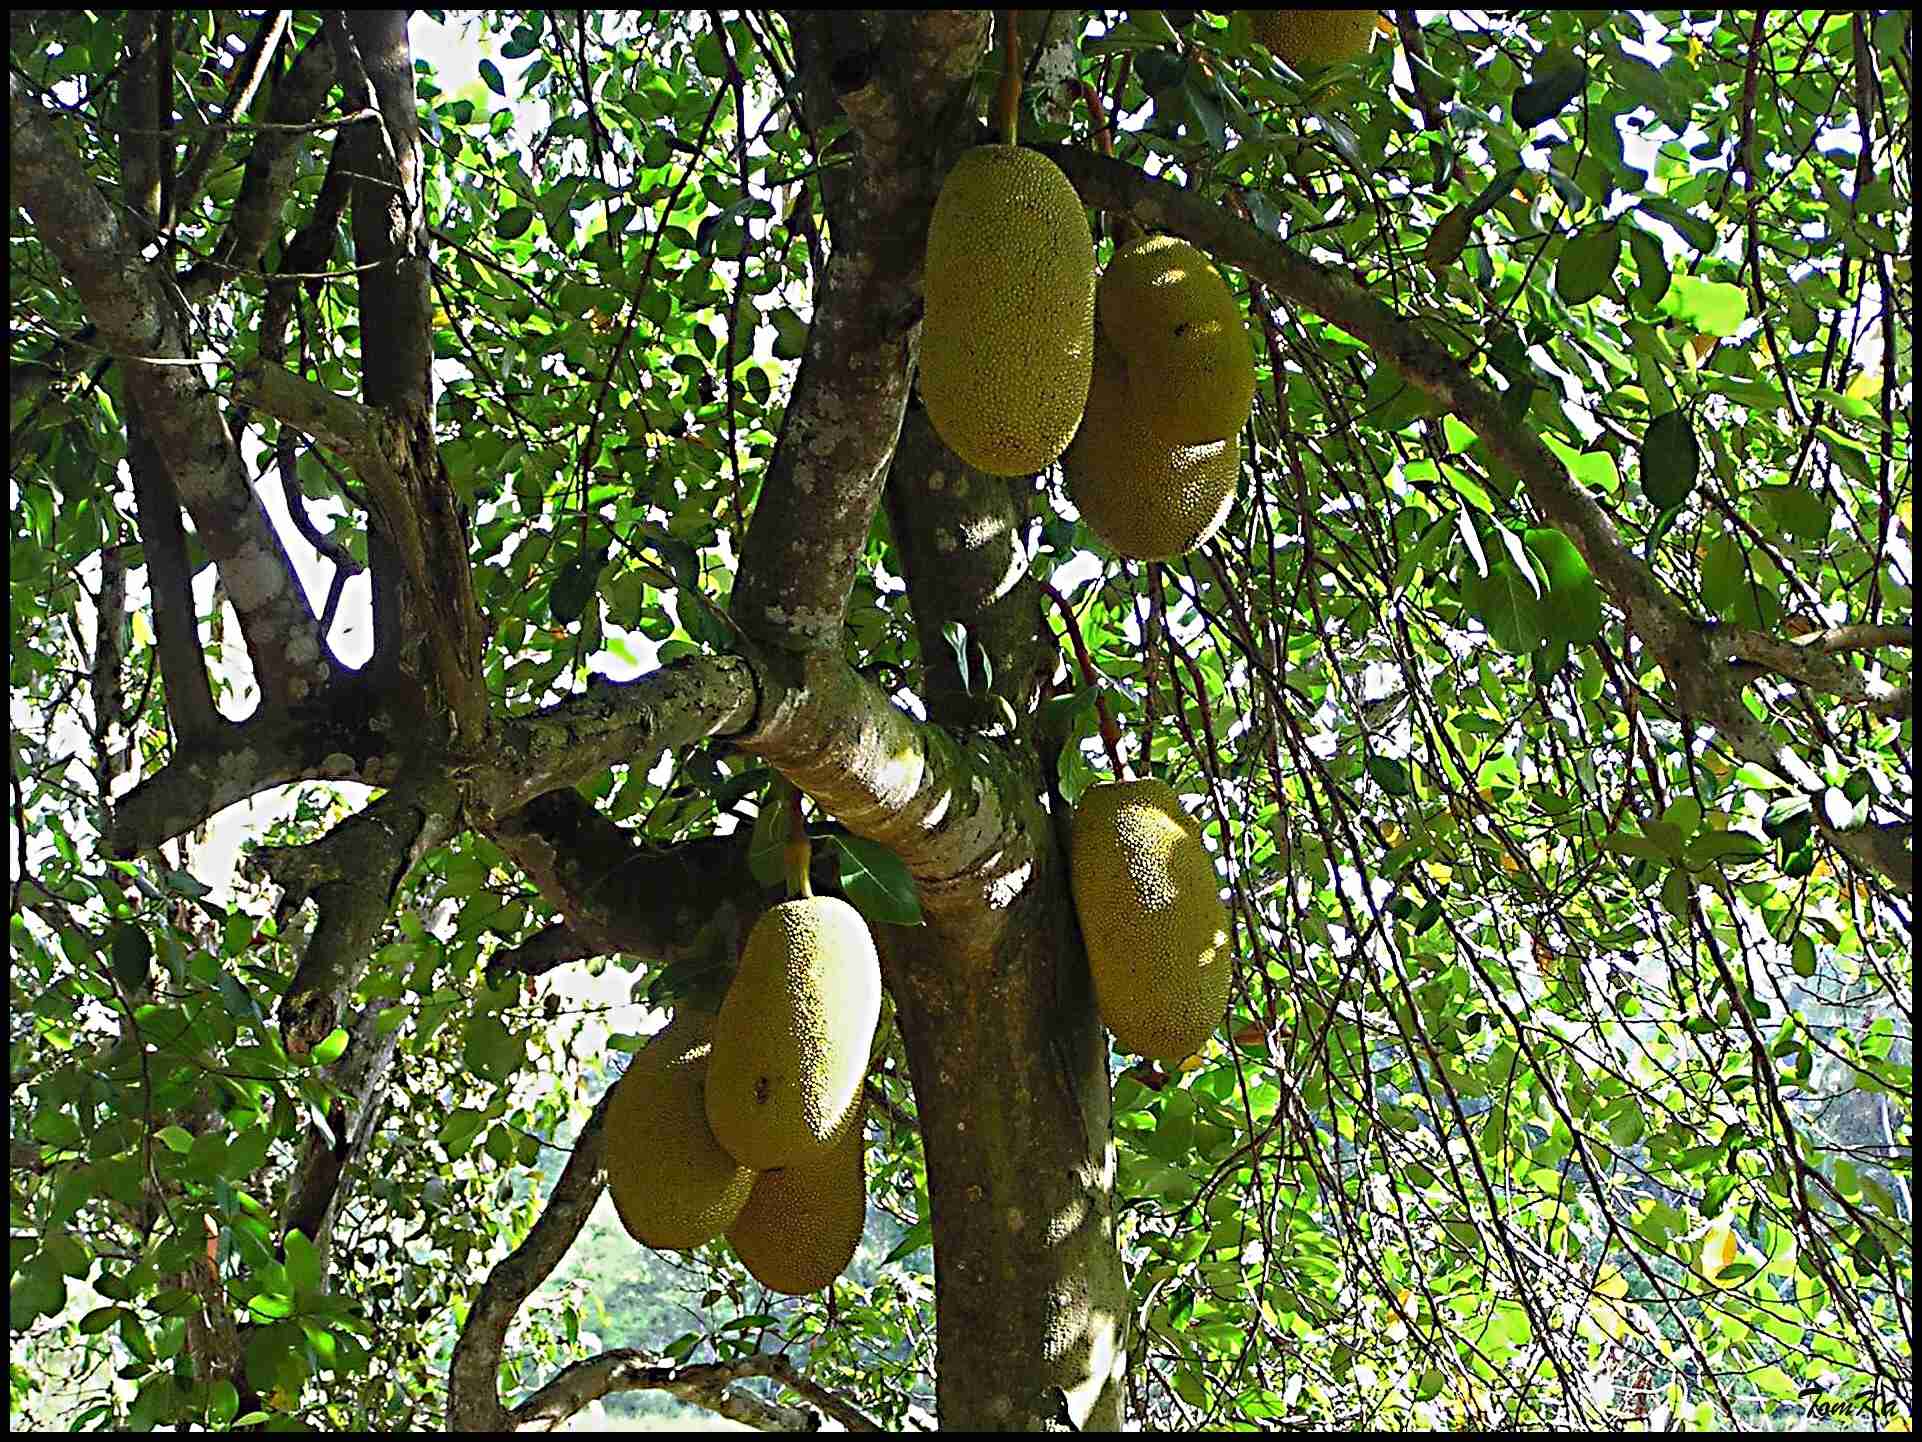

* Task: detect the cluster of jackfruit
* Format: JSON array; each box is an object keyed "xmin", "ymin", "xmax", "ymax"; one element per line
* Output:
[
  {"xmin": 1069, "ymin": 778, "xmax": 1233, "ymax": 1064},
  {"xmin": 1065, "ymin": 235, "xmax": 1254, "ymax": 560},
  {"xmin": 1249, "ymin": 10, "xmax": 1380, "ymax": 70},
  {"xmin": 919, "ymin": 133, "xmax": 1255, "ymax": 559},
  {"xmin": 603, "ymin": 1011, "xmax": 757, "ymax": 1252},
  {"xmin": 604, "ymin": 895, "xmax": 881, "ymax": 1295}
]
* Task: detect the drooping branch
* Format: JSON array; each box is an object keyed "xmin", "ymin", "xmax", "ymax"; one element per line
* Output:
[
  {"xmin": 244, "ymin": 774, "xmax": 460, "ymax": 1055},
  {"xmin": 10, "ymin": 71, "xmax": 334, "ymax": 709},
  {"xmin": 1042, "ymin": 144, "xmax": 1913, "ymax": 893},
  {"xmin": 728, "ymin": 11, "xmax": 989, "ymax": 651}
]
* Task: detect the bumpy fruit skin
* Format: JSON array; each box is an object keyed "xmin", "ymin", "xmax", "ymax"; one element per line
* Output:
[
  {"xmin": 604, "ymin": 1013, "xmax": 757, "ymax": 1252},
  {"xmin": 1064, "ymin": 336, "xmax": 1239, "ymax": 560},
  {"xmin": 919, "ymin": 145, "xmax": 1096, "ymax": 476},
  {"xmin": 1250, "ymin": 10, "xmax": 1379, "ymax": 69},
  {"xmin": 727, "ymin": 1106, "xmax": 867, "ymax": 1295},
  {"xmin": 1070, "ymin": 779, "xmax": 1233, "ymax": 1063},
  {"xmin": 706, "ymin": 896, "xmax": 881, "ymax": 1171},
  {"xmin": 1098, "ymin": 235, "xmax": 1255, "ymax": 446}
]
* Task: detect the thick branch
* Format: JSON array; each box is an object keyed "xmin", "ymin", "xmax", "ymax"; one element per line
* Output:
[
  {"xmin": 487, "ymin": 921, "xmax": 600, "ymax": 979},
  {"xmin": 127, "ymin": 399, "xmax": 221, "ymax": 742},
  {"xmin": 280, "ymin": 998, "xmax": 401, "ymax": 1259},
  {"xmin": 448, "ymin": 1082, "xmax": 615, "ymax": 1431},
  {"xmin": 488, "ymin": 790, "xmax": 771, "ymax": 982},
  {"xmin": 470, "ymin": 654, "xmax": 758, "ymax": 824},
  {"xmin": 11, "ymin": 71, "xmax": 334, "ymax": 707},
  {"xmin": 245, "ymin": 775, "xmax": 459, "ymax": 1054},
  {"xmin": 511, "ymin": 1349, "xmax": 881, "ymax": 1433},
  {"xmin": 237, "ymin": 361, "xmax": 486, "ymax": 740},
  {"xmin": 739, "ymin": 647, "xmax": 1047, "ymax": 929},
  {"xmin": 1719, "ymin": 624, "xmax": 1912, "ymax": 719},
  {"xmin": 884, "ymin": 406, "xmax": 1051, "ymax": 730},
  {"xmin": 728, "ymin": 12, "xmax": 989, "ymax": 650},
  {"xmin": 106, "ymin": 675, "xmax": 406, "ymax": 857},
  {"xmin": 175, "ymin": 12, "xmax": 294, "ymax": 245}
]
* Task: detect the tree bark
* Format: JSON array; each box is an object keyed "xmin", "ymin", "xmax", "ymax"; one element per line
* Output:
[{"xmin": 883, "ymin": 883, "xmax": 1129, "ymax": 1430}]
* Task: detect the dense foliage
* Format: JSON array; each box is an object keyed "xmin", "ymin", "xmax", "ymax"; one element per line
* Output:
[{"xmin": 10, "ymin": 9, "xmax": 1912, "ymax": 1432}]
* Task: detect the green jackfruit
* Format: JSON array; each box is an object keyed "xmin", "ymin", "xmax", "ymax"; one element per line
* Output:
[
  {"xmin": 1070, "ymin": 779, "xmax": 1233, "ymax": 1063},
  {"xmin": 604, "ymin": 1013, "xmax": 757, "ymax": 1252},
  {"xmin": 705, "ymin": 896, "xmax": 882, "ymax": 1171},
  {"xmin": 1064, "ymin": 335, "xmax": 1239, "ymax": 560},
  {"xmin": 727, "ymin": 1105, "xmax": 867, "ymax": 1295},
  {"xmin": 1098, "ymin": 235, "xmax": 1255, "ymax": 446},
  {"xmin": 920, "ymin": 145, "xmax": 1096, "ymax": 476},
  {"xmin": 1250, "ymin": 10, "xmax": 1379, "ymax": 69}
]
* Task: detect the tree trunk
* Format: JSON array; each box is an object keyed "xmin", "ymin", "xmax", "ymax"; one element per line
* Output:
[{"xmin": 881, "ymin": 848, "xmax": 1128, "ymax": 1431}]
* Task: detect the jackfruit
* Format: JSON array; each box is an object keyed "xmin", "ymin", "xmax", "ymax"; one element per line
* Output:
[
  {"xmin": 727, "ymin": 1104, "xmax": 867, "ymax": 1295},
  {"xmin": 1069, "ymin": 778, "xmax": 1233, "ymax": 1063},
  {"xmin": 1098, "ymin": 235, "xmax": 1255, "ymax": 446},
  {"xmin": 1250, "ymin": 10, "xmax": 1379, "ymax": 69},
  {"xmin": 604, "ymin": 1012, "xmax": 757, "ymax": 1252},
  {"xmin": 920, "ymin": 144, "xmax": 1097, "ymax": 476},
  {"xmin": 1063, "ymin": 335, "xmax": 1239, "ymax": 560},
  {"xmin": 705, "ymin": 896, "xmax": 882, "ymax": 1171}
]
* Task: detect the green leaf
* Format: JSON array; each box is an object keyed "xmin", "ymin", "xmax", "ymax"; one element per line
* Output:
[
  {"xmin": 1657, "ymin": 275, "xmax": 1748, "ymax": 337},
  {"xmin": 1640, "ymin": 410, "xmax": 1699, "ymax": 510},
  {"xmin": 437, "ymin": 1108, "xmax": 487, "ymax": 1156},
  {"xmin": 1760, "ymin": 485, "xmax": 1830, "ymax": 542},
  {"xmin": 834, "ymin": 835, "xmax": 922, "ymax": 927},
  {"xmin": 110, "ymin": 923, "xmax": 153, "ymax": 993},
  {"xmin": 1511, "ymin": 48, "xmax": 1587, "ymax": 129},
  {"xmin": 1522, "ymin": 528, "xmax": 1603, "ymax": 645},
  {"xmin": 770, "ymin": 306, "xmax": 810, "ymax": 360},
  {"xmin": 1366, "ymin": 755, "xmax": 1414, "ymax": 798},
  {"xmin": 1627, "ymin": 223, "xmax": 1671, "ymax": 309},
  {"xmin": 462, "ymin": 1014, "xmax": 525, "ymax": 1086},
  {"xmin": 1555, "ymin": 222, "xmax": 1621, "ymax": 306},
  {"xmin": 883, "ymin": 1217, "xmax": 932, "ymax": 1265},
  {"xmin": 309, "ymin": 1028, "xmax": 349, "ymax": 1066},
  {"xmin": 1463, "ymin": 560, "xmax": 1546, "ymax": 655},
  {"xmin": 1634, "ymin": 196, "xmax": 1717, "ymax": 254},
  {"xmin": 548, "ymin": 547, "xmax": 607, "ymax": 626}
]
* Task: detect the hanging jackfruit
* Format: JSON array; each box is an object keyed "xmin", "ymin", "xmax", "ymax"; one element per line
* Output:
[
  {"xmin": 1250, "ymin": 10, "xmax": 1380, "ymax": 70},
  {"xmin": 603, "ymin": 1012, "xmax": 757, "ymax": 1252},
  {"xmin": 705, "ymin": 896, "xmax": 882, "ymax": 1171},
  {"xmin": 1064, "ymin": 335, "xmax": 1239, "ymax": 560},
  {"xmin": 920, "ymin": 145, "xmax": 1097, "ymax": 476},
  {"xmin": 1097, "ymin": 235, "xmax": 1255, "ymax": 447},
  {"xmin": 727, "ymin": 1104, "xmax": 867, "ymax": 1295},
  {"xmin": 1070, "ymin": 778, "xmax": 1233, "ymax": 1063}
]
